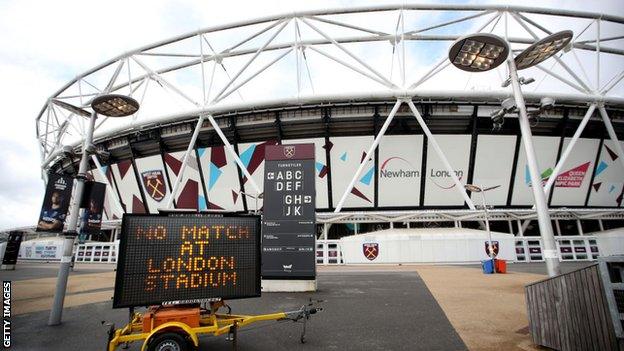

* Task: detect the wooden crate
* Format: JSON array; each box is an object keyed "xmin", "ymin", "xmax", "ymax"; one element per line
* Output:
[{"xmin": 525, "ymin": 263, "xmax": 623, "ymax": 350}]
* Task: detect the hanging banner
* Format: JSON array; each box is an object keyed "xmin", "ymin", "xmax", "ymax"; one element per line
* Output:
[
  {"xmin": 36, "ymin": 174, "xmax": 74, "ymax": 232},
  {"xmin": 262, "ymin": 144, "xmax": 316, "ymax": 279},
  {"xmin": 79, "ymin": 181, "xmax": 107, "ymax": 240}
]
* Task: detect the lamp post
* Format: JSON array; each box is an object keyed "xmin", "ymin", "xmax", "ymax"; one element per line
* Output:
[
  {"xmin": 48, "ymin": 94, "xmax": 139, "ymax": 326},
  {"xmin": 449, "ymin": 31, "xmax": 573, "ymax": 277},
  {"xmin": 465, "ymin": 184, "xmax": 500, "ymax": 270}
]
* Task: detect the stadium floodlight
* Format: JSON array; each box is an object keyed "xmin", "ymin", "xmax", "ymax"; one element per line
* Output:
[
  {"xmin": 465, "ymin": 184, "xmax": 500, "ymax": 271},
  {"xmin": 448, "ymin": 33, "xmax": 509, "ymax": 72},
  {"xmin": 91, "ymin": 94, "xmax": 140, "ymax": 117},
  {"xmin": 449, "ymin": 32, "xmax": 572, "ymax": 278},
  {"xmin": 514, "ymin": 30, "xmax": 573, "ymax": 70},
  {"xmin": 49, "ymin": 93, "xmax": 139, "ymax": 326}
]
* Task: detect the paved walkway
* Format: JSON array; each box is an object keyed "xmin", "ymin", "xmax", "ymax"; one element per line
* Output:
[{"xmin": 4, "ymin": 262, "xmax": 590, "ymax": 350}]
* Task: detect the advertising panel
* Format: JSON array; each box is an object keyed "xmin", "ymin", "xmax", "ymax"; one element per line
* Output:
[
  {"xmin": 164, "ymin": 151, "xmax": 203, "ymax": 210},
  {"xmin": 262, "ymin": 144, "xmax": 316, "ymax": 279},
  {"xmin": 18, "ymin": 238, "xmax": 64, "ymax": 260},
  {"xmin": 197, "ymin": 146, "xmax": 244, "ymax": 212},
  {"xmin": 113, "ymin": 214, "xmax": 261, "ymax": 308},
  {"xmin": 424, "ymin": 135, "xmax": 471, "ymax": 206},
  {"xmin": 471, "ymin": 135, "xmax": 516, "ymax": 206},
  {"xmin": 135, "ymin": 155, "xmax": 171, "ymax": 214},
  {"xmin": 588, "ymin": 140, "xmax": 624, "ymax": 207},
  {"xmin": 551, "ymin": 138, "xmax": 599, "ymax": 206},
  {"xmin": 378, "ymin": 135, "xmax": 423, "ymax": 207},
  {"xmin": 36, "ymin": 173, "xmax": 74, "ymax": 232},
  {"xmin": 330, "ymin": 136, "xmax": 375, "ymax": 208},
  {"xmin": 511, "ymin": 136, "xmax": 559, "ymax": 206},
  {"xmin": 111, "ymin": 160, "xmax": 146, "ymax": 213}
]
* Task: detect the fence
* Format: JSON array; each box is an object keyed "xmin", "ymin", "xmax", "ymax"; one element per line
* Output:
[
  {"xmin": 73, "ymin": 241, "xmax": 347, "ymax": 265},
  {"xmin": 73, "ymin": 236, "xmax": 603, "ymax": 265},
  {"xmin": 525, "ymin": 262, "xmax": 622, "ymax": 350}
]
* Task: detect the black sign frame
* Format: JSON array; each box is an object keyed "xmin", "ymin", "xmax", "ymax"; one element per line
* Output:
[
  {"xmin": 2, "ymin": 231, "xmax": 24, "ymax": 265},
  {"xmin": 113, "ymin": 213, "xmax": 261, "ymax": 308},
  {"xmin": 262, "ymin": 143, "xmax": 316, "ymax": 280}
]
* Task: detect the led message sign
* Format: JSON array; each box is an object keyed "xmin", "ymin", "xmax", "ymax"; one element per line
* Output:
[{"xmin": 113, "ymin": 214, "xmax": 260, "ymax": 308}]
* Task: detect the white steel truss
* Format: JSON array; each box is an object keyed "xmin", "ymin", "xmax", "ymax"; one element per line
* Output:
[{"xmin": 36, "ymin": 5, "xmax": 624, "ymax": 218}]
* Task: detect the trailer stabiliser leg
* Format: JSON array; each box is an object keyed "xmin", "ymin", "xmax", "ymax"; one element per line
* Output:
[
  {"xmin": 300, "ymin": 313, "xmax": 307, "ymax": 344},
  {"xmin": 228, "ymin": 322, "xmax": 238, "ymax": 351}
]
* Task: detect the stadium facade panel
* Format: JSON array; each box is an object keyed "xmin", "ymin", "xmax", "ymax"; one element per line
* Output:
[{"xmin": 50, "ymin": 100, "xmax": 624, "ymax": 221}]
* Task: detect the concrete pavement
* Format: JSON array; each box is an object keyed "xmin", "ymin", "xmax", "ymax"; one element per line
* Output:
[{"xmin": 3, "ymin": 261, "xmax": 584, "ymax": 350}]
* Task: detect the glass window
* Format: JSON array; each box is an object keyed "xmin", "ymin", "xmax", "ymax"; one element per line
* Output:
[
  {"xmin": 558, "ymin": 220, "xmax": 580, "ymax": 236},
  {"xmin": 603, "ymin": 220, "xmax": 624, "ymax": 230},
  {"xmin": 581, "ymin": 220, "xmax": 601, "ymax": 234}
]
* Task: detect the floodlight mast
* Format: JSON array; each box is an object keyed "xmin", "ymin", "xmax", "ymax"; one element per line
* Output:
[
  {"xmin": 507, "ymin": 58, "xmax": 561, "ymax": 277},
  {"xmin": 449, "ymin": 32, "xmax": 567, "ymax": 277},
  {"xmin": 48, "ymin": 94, "xmax": 139, "ymax": 326}
]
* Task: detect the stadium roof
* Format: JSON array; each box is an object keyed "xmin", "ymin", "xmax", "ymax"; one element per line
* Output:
[{"xmin": 36, "ymin": 4, "xmax": 624, "ymax": 173}]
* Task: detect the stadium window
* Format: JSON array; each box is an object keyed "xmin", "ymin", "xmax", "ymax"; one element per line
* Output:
[
  {"xmin": 489, "ymin": 221, "xmax": 511, "ymax": 234},
  {"xmin": 558, "ymin": 220, "xmax": 580, "ymax": 236},
  {"xmin": 392, "ymin": 222, "xmax": 408, "ymax": 229},
  {"xmin": 460, "ymin": 221, "xmax": 480, "ymax": 230},
  {"xmin": 523, "ymin": 221, "xmax": 540, "ymax": 236},
  {"xmin": 433, "ymin": 222, "xmax": 455, "ymax": 228},
  {"xmin": 581, "ymin": 220, "xmax": 601, "ymax": 234},
  {"xmin": 603, "ymin": 219, "xmax": 624, "ymax": 230}
]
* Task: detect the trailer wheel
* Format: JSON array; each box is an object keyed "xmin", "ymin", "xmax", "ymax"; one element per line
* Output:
[{"xmin": 147, "ymin": 332, "xmax": 189, "ymax": 351}]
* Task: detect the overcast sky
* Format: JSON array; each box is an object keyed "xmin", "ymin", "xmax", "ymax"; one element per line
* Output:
[{"xmin": 0, "ymin": 0, "xmax": 622, "ymax": 231}]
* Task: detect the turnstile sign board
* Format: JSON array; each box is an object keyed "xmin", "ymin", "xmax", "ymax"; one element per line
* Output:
[{"xmin": 262, "ymin": 144, "xmax": 316, "ymax": 279}]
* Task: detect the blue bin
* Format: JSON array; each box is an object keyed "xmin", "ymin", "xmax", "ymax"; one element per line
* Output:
[{"xmin": 481, "ymin": 259, "xmax": 495, "ymax": 274}]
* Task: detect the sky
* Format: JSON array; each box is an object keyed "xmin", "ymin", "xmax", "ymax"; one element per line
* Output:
[{"xmin": 0, "ymin": 0, "xmax": 623, "ymax": 230}]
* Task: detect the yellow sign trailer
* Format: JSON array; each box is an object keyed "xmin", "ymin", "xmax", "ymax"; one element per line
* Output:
[{"xmin": 106, "ymin": 300, "xmax": 322, "ymax": 351}]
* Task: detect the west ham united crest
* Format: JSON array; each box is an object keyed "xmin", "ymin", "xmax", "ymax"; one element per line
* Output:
[
  {"xmin": 363, "ymin": 243, "xmax": 379, "ymax": 261},
  {"xmin": 485, "ymin": 241, "xmax": 499, "ymax": 257},
  {"xmin": 283, "ymin": 145, "xmax": 295, "ymax": 158},
  {"xmin": 142, "ymin": 170, "xmax": 167, "ymax": 202}
]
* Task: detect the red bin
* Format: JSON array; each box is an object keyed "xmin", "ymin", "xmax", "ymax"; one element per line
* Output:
[{"xmin": 495, "ymin": 259, "xmax": 507, "ymax": 273}]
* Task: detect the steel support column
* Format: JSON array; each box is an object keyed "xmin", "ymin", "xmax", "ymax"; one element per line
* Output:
[
  {"xmin": 334, "ymin": 99, "xmax": 402, "ymax": 213},
  {"xmin": 598, "ymin": 106, "xmax": 624, "ymax": 171},
  {"xmin": 204, "ymin": 113, "xmax": 262, "ymax": 195},
  {"xmin": 406, "ymin": 100, "xmax": 476, "ymax": 210},
  {"xmin": 165, "ymin": 113, "xmax": 206, "ymax": 209}
]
